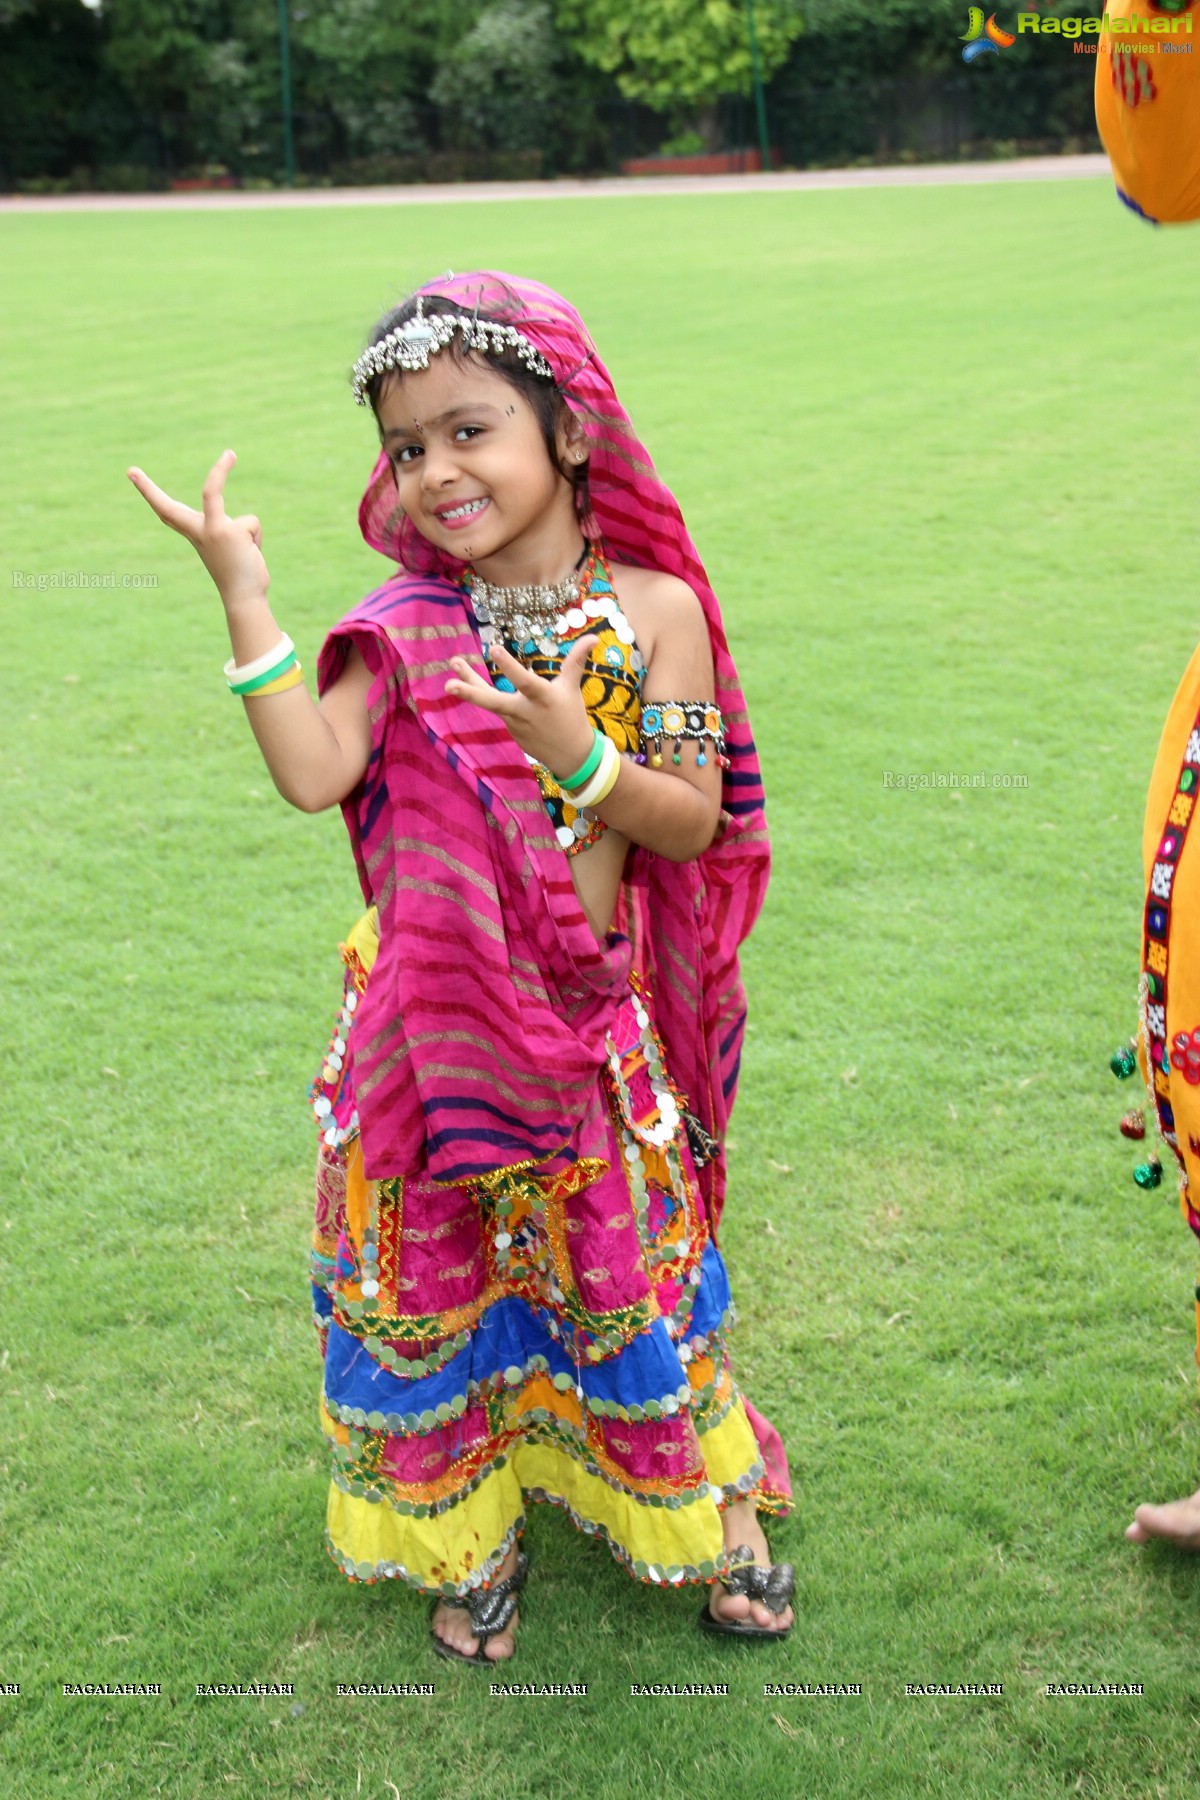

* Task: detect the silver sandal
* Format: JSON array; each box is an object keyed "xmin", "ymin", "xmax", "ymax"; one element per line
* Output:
[
  {"xmin": 698, "ymin": 1543, "xmax": 794, "ymax": 1639},
  {"xmin": 430, "ymin": 1551, "xmax": 529, "ymax": 1666}
]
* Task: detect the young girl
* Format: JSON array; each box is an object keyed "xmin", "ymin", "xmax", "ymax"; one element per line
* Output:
[{"xmin": 128, "ymin": 272, "xmax": 794, "ymax": 1663}]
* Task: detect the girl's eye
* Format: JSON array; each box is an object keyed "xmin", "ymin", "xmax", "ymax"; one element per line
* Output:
[{"xmin": 393, "ymin": 426, "xmax": 480, "ymax": 467}]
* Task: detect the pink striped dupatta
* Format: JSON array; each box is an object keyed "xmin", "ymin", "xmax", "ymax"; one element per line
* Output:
[{"xmin": 319, "ymin": 273, "xmax": 771, "ymax": 1254}]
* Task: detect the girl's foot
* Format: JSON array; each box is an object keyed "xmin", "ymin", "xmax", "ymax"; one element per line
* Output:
[
  {"xmin": 430, "ymin": 1543, "xmax": 522, "ymax": 1661},
  {"xmin": 1127, "ymin": 1489, "xmax": 1200, "ymax": 1548},
  {"xmin": 707, "ymin": 1496, "xmax": 794, "ymax": 1631}
]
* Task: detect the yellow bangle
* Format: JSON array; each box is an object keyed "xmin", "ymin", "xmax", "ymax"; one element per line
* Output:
[
  {"xmin": 244, "ymin": 662, "xmax": 304, "ymax": 697},
  {"xmin": 586, "ymin": 745, "xmax": 622, "ymax": 806},
  {"xmin": 565, "ymin": 734, "xmax": 618, "ymax": 807}
]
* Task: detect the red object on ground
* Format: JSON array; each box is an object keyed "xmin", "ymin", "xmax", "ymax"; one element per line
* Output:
[
  {"xmin": 169, "ymin": 175, "xmax": 241, "ymax": 191},
  {"xmin": 619, "ymin": 148, "xmax": 778, "ymax": 177}
]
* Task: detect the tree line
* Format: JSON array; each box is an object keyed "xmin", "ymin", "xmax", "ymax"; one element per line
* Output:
[{"xmin": 0, "ymin": 0, "xmax": 1098, "ymax": 191}]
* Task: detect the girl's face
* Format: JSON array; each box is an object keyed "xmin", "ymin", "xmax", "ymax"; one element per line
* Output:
[{"xmin": 375, "ymin": 353, "xmax": 581, "ymax": 573}]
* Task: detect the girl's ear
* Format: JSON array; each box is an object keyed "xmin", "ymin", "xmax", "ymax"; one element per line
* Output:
[{"xmin": 554, "ymin": 403, "xmax": 589, "ymax": 474}]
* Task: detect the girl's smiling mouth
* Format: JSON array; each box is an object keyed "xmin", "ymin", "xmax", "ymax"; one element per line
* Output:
[{"xmin": 435, "ymin": 497, "xmax": 490, "ymax": 526}]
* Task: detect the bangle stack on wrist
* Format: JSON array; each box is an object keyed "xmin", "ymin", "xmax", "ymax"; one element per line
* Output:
[
  {"xmin": 224, "ymin": 634, "xmax": 304, "ymax": 697},
  {"xmin": 560, "ymin": 728, "xmax": 622, "ymax": 808},
  {"xmin": 558, "ymin": 731, "xmax": 605, "ymax": 792}
]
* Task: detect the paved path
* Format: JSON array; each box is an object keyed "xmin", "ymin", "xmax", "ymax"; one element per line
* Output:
[{"xmin": 0, "ymin": 154, "xmax": 1112, "ymax": 214}]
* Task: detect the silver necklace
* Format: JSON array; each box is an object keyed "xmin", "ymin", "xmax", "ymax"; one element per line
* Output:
[{"xmin": 466, "ymin": 545, "xmax": 589, "ymax": 641}]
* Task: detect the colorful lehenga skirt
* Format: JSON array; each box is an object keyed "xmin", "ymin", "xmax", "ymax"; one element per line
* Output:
[{"xmin": 309, "ymin": 913, "xmax": 790, "ymax": 1601}]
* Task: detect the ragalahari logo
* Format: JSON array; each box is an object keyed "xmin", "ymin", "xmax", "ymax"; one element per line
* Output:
[{"xmin": 961, "ymin": 6, "xmax": 1017, "ymax": 58}]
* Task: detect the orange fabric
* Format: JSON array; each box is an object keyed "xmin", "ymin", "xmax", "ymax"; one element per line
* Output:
[
  {"xmin": 1096, "ymin": 12, "xmax": 1200, "ymax": 224},
  {"xmin": 1139, "ymin": 641, "xmax": 1200, "ymax": 1243},
  {"xmin": 1141, "ymin": 643, "xmax": 1200, "ymax": 873}
]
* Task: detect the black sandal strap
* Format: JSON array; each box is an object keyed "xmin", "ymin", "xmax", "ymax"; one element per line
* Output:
[
  {"xmin": 440, "ymin": 1551, "xmax": 529, "ymax": 1639},
  {"xmin": 718, "ymin": 1545, "xmax": 795, "ymax": 1614}
]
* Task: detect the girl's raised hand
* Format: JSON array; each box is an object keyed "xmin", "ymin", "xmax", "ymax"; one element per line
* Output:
[
  {"xmin": 446, "ymin": 634, "xmax": 599, "ymax": 780},
  {"xmin": 126, "ymin": 449, "xmax": 269, "ymax": 613}
]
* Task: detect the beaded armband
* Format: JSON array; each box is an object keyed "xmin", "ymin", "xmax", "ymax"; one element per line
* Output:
[{"xmin": 637, "ymin": 702, "xmax": 729, "ymax": 771}]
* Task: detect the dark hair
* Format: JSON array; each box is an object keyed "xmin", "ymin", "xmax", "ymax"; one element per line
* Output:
[{"xmin": 360, "ymin": 288, "xmax": 591, "ymax": 519}]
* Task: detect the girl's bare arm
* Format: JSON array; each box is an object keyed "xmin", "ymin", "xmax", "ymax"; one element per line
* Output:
[{"xmin": 127, "ymin": 449, "xmax": 372, "ymax": 811}]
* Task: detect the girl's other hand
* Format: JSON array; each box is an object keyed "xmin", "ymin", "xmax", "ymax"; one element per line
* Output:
[
  {"xmin": 446, "ymin": 635, "xmax": 598, "ymax": 779},
  {"xmin": 126, "ymin": 449, "xmax": 270, "ymax": 614}
]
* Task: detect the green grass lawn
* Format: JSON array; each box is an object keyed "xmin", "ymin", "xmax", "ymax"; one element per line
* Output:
[{"xmin": 4, "ymin": 177, "xmax": 1200, "ymax": 1798}]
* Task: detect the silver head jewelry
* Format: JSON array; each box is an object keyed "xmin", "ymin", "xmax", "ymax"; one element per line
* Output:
[{"xmin": 351, "ymin": 295, "xmax": 555, "ymax": 405}]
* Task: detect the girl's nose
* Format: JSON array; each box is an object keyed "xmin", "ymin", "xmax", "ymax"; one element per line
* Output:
[{"xmin": 420, "ymin": 442, "xmax": 460, "ymax": 488}]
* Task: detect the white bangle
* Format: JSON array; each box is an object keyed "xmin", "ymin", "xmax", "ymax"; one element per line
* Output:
[
  {"xmin": 223, "ymin": 634, "xmax": 294, "ymax": 686},
  {"xmin": 566, "ymin": 736, "xmax": 620, "ymax": 808}
]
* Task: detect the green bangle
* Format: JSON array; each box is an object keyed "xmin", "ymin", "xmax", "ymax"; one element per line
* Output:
[
  {"xmin": 229, "ymin": 649, "xmax": 298, "ymax": 695},
  {"xmin": 559, "ymin": 729, "xmax": 605, "ymax": 792}
]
